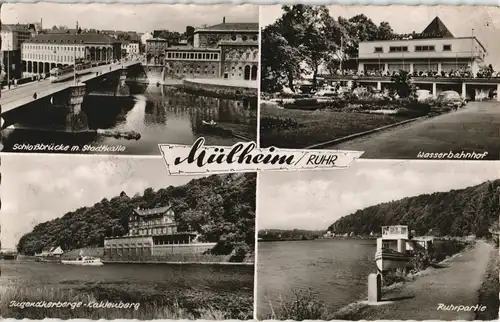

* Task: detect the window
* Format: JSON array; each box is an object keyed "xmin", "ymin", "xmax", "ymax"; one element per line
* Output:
[
  {"xmin": 242, "ymin": 35, "xmax": 248, "ymax": 41},
  {"xmin": 443, "ymin": 45, "xmax": 452, "ymax": 51},
  {"xmin": 415, "ymin": 45, "xmax": 435, "ymax": 52},
  {"xmin": 389, "ymin": 46, "xmax": 408, "ymax": 52},
  {"xmin": 374, "ymin": 47, "xmax": 383, "ymax": 53}
]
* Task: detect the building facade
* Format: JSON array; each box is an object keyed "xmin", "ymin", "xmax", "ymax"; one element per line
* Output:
[
  {"xmin": 1, "ymin": 24, "xmax": 33, "ymax": 80},
  {"xmin": 357, "ymin": 17, "xmax": 486, "ymax": 76},
  {"xmin": 164, "ymin": 19, "xmax": 259, "ymax": 81},
  {"xmin": 165, "ymin": 47, "xmax": 221, "ymax": 78},
  {"xmin": 103, "ymin": 206, "xmax": 216, "ymax": 260},
  {"xmin": 146, "ymin": 37, "xmax": 168, "ymax": 65},
  {"xmin": 121, "ymin": 42, "xmax": 140, "ymax": 56},
  {"xmin": 21, "ymin": 33, "xmax": 122, "ymax": 76}
]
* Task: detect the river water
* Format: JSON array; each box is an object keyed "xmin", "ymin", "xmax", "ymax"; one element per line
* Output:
[
  {"xmin": 1, "ymin": 83, "xmax": 257, "ymax": 155},
  {"xmin": 0, "ymin": 259, "xmax": 254, "ymax": 319},
  {"xmin": 257, "ymin": 239, "xmax": 377, "ymax": 318}
]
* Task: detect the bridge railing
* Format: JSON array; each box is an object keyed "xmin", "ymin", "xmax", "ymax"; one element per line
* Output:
[{"xmin": 1, "ymin": 73, "xmax": 50, "ymax": 88}]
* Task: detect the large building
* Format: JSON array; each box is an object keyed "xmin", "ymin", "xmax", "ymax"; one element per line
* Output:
[
  {"xmin": 164, "ymin": 19, "xmax": 259, "ymax": 81},
  {"xmin": 1, "ymin": 24, "xmax": 33, "ymax": 79},
  {"xmin": 146, "ymin": 37, "xmax": 168, "ymax": 65},
  {"xmin": 121, "ymin": 41, "xmax": 140, "ymax": 56},
  {"xmin": 357, "ymin": 17, "xmax": 486, "ymax": 76},
  {"xmin": 21, "ymin": 33, "xmax": 122, "ymax": 76},
  {"xmin": 103, "ymin": 206, "xmax": 217, "ymax": 260},
  {"xmin": 328, "ymin": 17, "xmax": 499, "ymax": 100}
]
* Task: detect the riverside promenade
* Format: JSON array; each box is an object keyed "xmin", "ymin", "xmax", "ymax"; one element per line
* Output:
[{"xmin": 338, "ymin": 241, "xmax": 495, "ymax": 321}]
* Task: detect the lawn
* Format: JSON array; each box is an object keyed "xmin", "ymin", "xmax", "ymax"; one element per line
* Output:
[{"xmin": 259, "ymin": 105, "xmax": 411, "ymax": 149}]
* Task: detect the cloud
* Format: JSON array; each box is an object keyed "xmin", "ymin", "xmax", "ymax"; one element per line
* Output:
[{"xmin": 1, "ymin": 3, "xmax": 259, "ymax": 33}]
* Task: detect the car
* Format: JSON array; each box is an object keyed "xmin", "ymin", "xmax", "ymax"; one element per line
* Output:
[{"xmin": 435, "ymin": 90, "xmax": 466, "ymax": 109}]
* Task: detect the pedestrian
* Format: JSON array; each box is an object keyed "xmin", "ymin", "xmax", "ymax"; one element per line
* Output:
[
  {"xmin": 8, "ymin": 80, "xmax": 11, "ymax": 89},
  {"xmin": 14, "ymin": 78, "xmax": 18, "ymax": 87},
  {"xmin": 33, "ymin": 92, "xmax": 37, "ymax": 100}
]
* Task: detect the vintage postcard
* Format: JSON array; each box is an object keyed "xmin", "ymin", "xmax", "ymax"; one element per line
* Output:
[
  {"xmin": 260, "ymin": 5, "xmax": 500, "ymax": 160},
  {"xmin": 257, "ymin": 160, "xmax": 499, "ymax": 320},
  {"xmin": 0, "ymin": 154, "xmax": 255, "ymax": 319},
  {"xmin": 0, "ymin": 3, "xmax": 258, "ymax": 155}
]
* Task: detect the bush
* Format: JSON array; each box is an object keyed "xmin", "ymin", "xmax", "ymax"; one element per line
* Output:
[{"xmin": 269, "ymin": 289, "xmax": 327, "ymax": 320}]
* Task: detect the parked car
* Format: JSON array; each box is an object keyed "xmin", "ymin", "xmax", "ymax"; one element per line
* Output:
[{"xmin": 435, "ymin": 91, "xmax": 466, "ymax": 109}]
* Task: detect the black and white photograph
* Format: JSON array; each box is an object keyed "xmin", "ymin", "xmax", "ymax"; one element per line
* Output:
[
  {"xmin": 0, "ymin": 3, "xmax": 258, "ymax": 155},
  {"xmin": 257, "ymin": 160, "xmax": 499, "ymax": 320},
  {"xmin": 0, "ymin": 154, "xmax": 256, "ymax": 319},
  {"xmin": 260, "ymin": 5, "xmax": 500, "ymax": 160}
]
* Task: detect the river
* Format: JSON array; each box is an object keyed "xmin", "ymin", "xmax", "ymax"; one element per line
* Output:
[
  {"xmin": 257, "ymin": 239, "xmax": 377, "ymax": 318},
  {"xmin": 1, "ymin": 83, "xmax": 257, "ymax": 155},
  {"xmin": 0, "ymin": 259, "xmax": 254, "ymax": 319}
]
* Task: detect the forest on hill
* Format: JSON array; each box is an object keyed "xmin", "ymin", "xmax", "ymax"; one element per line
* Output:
[
  {"xmin": 17, "ymin": 173, "xmax": 256, "ymax": 256},
  {"xmin": 329, "ymin": 180, "xmax": 500, "ymax": 238}
]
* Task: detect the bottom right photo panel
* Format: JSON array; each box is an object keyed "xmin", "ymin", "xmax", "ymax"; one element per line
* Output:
[{"xmin": 256, "ymin": 160, "xmax": 499, "ymax": 321}]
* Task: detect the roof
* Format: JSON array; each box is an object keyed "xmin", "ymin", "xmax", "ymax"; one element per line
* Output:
[
  {"xmin": 195, "ymin": 22, "xmax": 258, "ymax": 33},
  {"xmin": 167, "ymin": 46, "xmax": 220, "ymax": 52},
  {"xmin": 219, "ymin": 40, "xmax": 259, "ymax": 47},
  {"xmin": 421, "ymin": 17, "xmax": 454, "ymax": 38},
  {"xmin": 133, "ymin": 206, "xmax": 172, "ymax": 216},
  {"xmin": 25, "ymin": 33, "xmax": 119, "ymax": 45},
  {"xmin": 147, "ymin": 37, "xmax": 167, "ymax": 42},
  {"xmin": 2, "ymin": 24, "xmax": 31, "ymax": 32}
]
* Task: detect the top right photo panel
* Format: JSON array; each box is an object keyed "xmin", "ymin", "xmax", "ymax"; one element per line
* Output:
[{"xmin": 260, "ymin": 5, "xmax": 500, "ymax": 160}]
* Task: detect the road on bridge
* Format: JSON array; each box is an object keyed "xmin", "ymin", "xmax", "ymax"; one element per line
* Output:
[
  {"xmin": 0, "ymin": 60, "xmax": 140, "ymax": 113},
  {"xmin": 325, "ymin": 102, "xmax": 500, "ymax": 160}
]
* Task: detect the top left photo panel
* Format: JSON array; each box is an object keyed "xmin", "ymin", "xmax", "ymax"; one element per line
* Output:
[{"xmin": 0, "ymin": 3, "xmax": 259, "ymax": 155}]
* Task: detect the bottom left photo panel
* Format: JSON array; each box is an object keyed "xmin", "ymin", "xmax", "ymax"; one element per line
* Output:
[{"xmin": 0, "ymin": 154, "xmax": 256, "ymax": 320}]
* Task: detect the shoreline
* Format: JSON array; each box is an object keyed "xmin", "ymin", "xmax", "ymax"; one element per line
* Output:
[
  {"xmin": 101, "ymin": 260, "xmax": 254, "ymax": 266},
  {"xmin": 331, "ymin": 240, "xmax": 497, "ymax": 320}
]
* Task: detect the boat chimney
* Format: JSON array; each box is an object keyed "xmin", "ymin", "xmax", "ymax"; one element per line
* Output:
[{"xmin": 223, "ymin": 16, "xmax": 226, "ymax": 24}]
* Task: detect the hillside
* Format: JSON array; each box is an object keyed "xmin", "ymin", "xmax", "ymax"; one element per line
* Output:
[
  {"xmin": 17, "ymin": 173, "xmax": 256, "ymax": 256},
  {"xmin": 328, "ymin": 180, "xmax": 500, "ymax": 237}
]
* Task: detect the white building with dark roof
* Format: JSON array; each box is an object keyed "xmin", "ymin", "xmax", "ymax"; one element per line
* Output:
[{"xmin": 357, "ymin": 17, "xmax": 487, "ymax": 76}]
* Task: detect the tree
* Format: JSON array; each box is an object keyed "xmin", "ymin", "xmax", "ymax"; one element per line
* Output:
[
  {"xmin": 301, "ymin": 6, "xmax": 339, "ymax": 87},
  {"xmin": 377, "ymin": 21, "xmax": 394, "ymax": 40},
  {"xmin": 185, "ymin": 26, "xmax": 195, "ymax": 44},
  {"xmin": 391, "ymin": 70, "xmax": 416, "ymax": 98}
]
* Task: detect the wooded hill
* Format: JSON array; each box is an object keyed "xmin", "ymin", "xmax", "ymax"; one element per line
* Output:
[
  {"xmin": 328, "ymin": 180, "xmax": 500, "ymax": 237},
  {"xmin": 17, "ymin": 173, "xmax": 256, "ymax": 255}
]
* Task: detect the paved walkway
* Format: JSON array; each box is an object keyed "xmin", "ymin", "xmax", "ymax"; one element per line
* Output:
[
  {"xmin": 328, "ymin": 102, "xmax": 500, "ymax": 160},
  {"xmin": 347, "ymin": 241, "xmax": 495, "ymax": 320}
]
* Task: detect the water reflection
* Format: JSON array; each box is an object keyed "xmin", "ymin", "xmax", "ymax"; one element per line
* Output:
[{"xmin": 1, "ymin": 83, "xmax": 257, "ymax": 155}]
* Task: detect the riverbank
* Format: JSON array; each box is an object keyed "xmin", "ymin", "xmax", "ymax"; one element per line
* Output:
[
  {"xmin": 261, "ymin": 240, "xmax": 495, "ymax": 320},
  {"xmin": 333, "ymin": 240, "xmax": 496, "ymax": 321},
  {"xmin": 0, "ymin": 261, "xmax": 253, "ymax": 319}
]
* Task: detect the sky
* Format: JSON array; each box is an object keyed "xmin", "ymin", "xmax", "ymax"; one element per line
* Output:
[
  {"xmin": 0, "ymin": 155, "xmax": 207, "ymax": 249},
  {"xmin": 261, "ymin": 5, "xmax": 500, "ymax": 68},
  {"xmin": 1, "ymin": 3, "xmax": 259, "ymax": 33},
  {"xmin": 258, "ymin": 160, "xmax": 500, "ymax": 231}
]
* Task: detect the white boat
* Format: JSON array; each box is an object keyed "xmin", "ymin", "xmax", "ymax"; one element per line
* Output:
[
  {"xmin": 202, "ymin": 120, "xmax": 217, "ymax": 126},
  {"xmin": 375, "ymin": 248, "xmax": 410, "ymax": 272},
  {"xmin": 61, "ymin": 256, "xmax": 103, "ymax": 266},
  {"xmin": 375, "ymin": 225, "xmax": 411, "ymax": 273},
  {"xmin": 61, "ymin": 251, "xmax": 103, "ymax": 266}
]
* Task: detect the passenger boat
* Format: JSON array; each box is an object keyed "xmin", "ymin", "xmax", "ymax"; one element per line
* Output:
[
  {"xmin": 61, "ymin": 256, "xmax": 103, "ymax": 266},
  {"xmin": 375, "ymin": 248, "xmax": 410, "ymax": 272},
  {"xmin": 375, "ymin": 225, "xmax": 411, "ymax": 273},
  {"xmin": 61, "ymin": 251, "xmax": 103, "ymax": 266}
]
